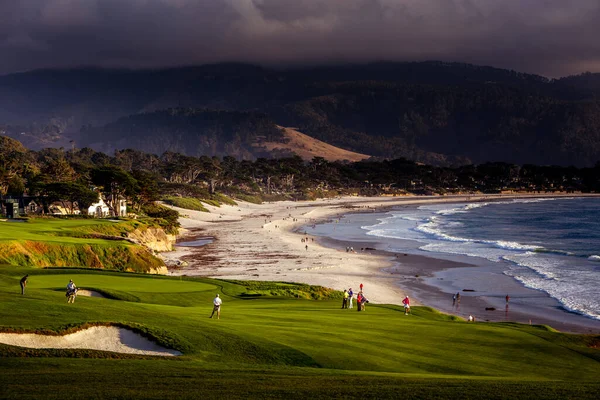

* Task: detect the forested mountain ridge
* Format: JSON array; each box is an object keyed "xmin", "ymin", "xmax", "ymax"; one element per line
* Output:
[
  {"xmin": 81, "ymin": 108, "xmax": 285, "ymax": 160},
  {"xmin": 1, "ymin": 62, "xmax": 599, "ymax": 166}
]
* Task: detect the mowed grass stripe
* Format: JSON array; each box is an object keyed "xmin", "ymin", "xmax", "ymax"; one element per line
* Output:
[{"xmin": 1, "ymin": 267, "xmax": 599, "ymax": 398}]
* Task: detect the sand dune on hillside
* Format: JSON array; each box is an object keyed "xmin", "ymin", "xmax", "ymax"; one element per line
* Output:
[
  {"xmin": 0, "ymin": 326, "xmax": 181, "ymax": 356},
  {"xmin": 258, "ymin": 127, "xmax": 370, "ymax": 162}
]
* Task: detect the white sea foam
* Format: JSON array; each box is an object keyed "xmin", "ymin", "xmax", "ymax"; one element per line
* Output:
[
  {"xmin": 421, "ymin": 197, "xmax": 558, "ymax": 217},
  {"xmin": 503, "ymin": 252, "xmax": 600, "ymax": 320},
  {"xmin": 360, "ymin": 197, "xmax": 600, "ymax": 321},
  {"xmin": 419, "ymin": 242, "xmax": 506, "ymax": 262},
  {"xmin": 414, "ymin": 216, "xmax": 540, "ymax": 252}
]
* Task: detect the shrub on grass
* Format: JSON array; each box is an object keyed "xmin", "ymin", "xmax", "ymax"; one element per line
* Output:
[
  {"xmin": 234, "ymin": 194, "xmax": 262, "ymax": 204},
  {"xmin": 141, "ymin": 204, "xmax": 180, "ymax": 234},
  {"xmin": 162, "ymin": 196, "xmax": 208, "ymax": 212},
  {"xmin": 201, "ymin": 199, "xmax": 221, "ymax": 207},
  {"xmin": 228, "ymin": 280, "xmax": 342, "ymax": 300},
  {"xmin": 212, "ymin": 193, "xmax": 237, "ymax": 206}
]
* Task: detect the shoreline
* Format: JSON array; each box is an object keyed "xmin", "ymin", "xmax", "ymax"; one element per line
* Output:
[{"xmin": 163, "ymin": 194, "xmax": 600, "ymax": 334}]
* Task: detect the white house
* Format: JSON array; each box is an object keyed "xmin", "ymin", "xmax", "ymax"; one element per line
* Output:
[{"xmin": 87, "ymin": 195, "xmax": 110, "ymax": 217}]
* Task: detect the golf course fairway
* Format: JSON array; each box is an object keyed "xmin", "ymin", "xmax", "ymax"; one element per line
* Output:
[{"xmin": 1, "ymin": 267, "xmax": 599, "ymax": 399}]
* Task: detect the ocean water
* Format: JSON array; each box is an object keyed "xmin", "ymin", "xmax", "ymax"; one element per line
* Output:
[{"xmin": 361, "ymin": 197, "xmax": 600, "ymax": 320}]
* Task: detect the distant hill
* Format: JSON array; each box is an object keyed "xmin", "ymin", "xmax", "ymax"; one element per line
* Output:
[
  {"xmin": 1, "ymin": 62, "xmax": 600, "ymax": 166},
  {"xmin": 81, "ymin": 108, "xmax": 285, "ymax": 159},
  {"xmin": 77, "ymin": 109, "xmax": 369, "ymax": 162},
  {"xmin": 260, "ymin": 127, "xmax": 370, "ymax": 162}
]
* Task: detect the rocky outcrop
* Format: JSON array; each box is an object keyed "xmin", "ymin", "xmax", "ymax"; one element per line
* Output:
[
  {"xmin": 148, "ymin": 266, "xmax": 169, "ymax": 275},
  {"xmin": 127, "ymin": 227, "xmax": 176, "ymax": 253}
]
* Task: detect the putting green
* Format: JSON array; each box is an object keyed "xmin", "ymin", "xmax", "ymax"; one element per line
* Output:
[{"xmin": 1, "ymin": 267, "xmax": 599, "ymax": 399}]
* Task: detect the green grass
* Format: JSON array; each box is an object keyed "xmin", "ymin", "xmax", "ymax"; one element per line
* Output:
[
  {"xmin": 0, "ymin": 267, "xmax": 599, "ymax": 399},
  {"xmin": 0, "ymin": 219, "xmax": 164, "ymax": 272},
  {"xmin": 162, "ymin": 196, "xmax": 209, "ymax": 212},
  {"xmin": 163, "ymin": 194, "xmax": 237, "ymax": 211},
  {"xmin": 213, "ymin": 193, "xmax": 238, "ymax": 206},
  {"xmin": 234, "ymin": 193, "xmax": 263, "ymax": 204}
]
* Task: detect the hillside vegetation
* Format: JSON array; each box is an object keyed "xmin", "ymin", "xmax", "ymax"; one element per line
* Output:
[
  {"xmin": 0, "ymin": 268, "xmax": 599, "ymax": 399},
  {"xmin": 2, "ymin": 62, "xmax": 600, "ymax": 166},
  {"xmin": 0, "ymin": 219, "xmax": 166, "ymax": 273}
]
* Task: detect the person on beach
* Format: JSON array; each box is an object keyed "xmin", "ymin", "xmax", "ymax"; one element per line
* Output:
[
  {"xmin": 348, "ymin": 288, "xmax": 354, "ymax": 309},
  {"xmin": 20, "ymin": 275, "xmax": 28, "ymax": 295},
  {"xmin": 305, "ymin": 244, "xmax": 308, "ymax": 251},
  {"xmin": 342, "ymin": 290, "xmax": 348, "ymax": 309},
  {"xmin": 456, "ymin": 292, "xmax": 461, "ymax": 304},
  {"xmin": 360, "ymin": 283, "xmax": 363, "ymax": 292},
  {"xmin": 402, "ymin": 296, "xmax": 411, "ymax": 315},
  {"xmin": 210, "ymin": 294, "xmax": 222, "ymax": 319},
  {"xmin": 505, "ymin": 294, "xmax": 510, "ymax": 304},
  {"xmin": 452, "ymin": 294, "xmax": 456, "ymax": 305}
]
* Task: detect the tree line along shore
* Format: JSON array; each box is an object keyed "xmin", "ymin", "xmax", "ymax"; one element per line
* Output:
[{"xmin": 1, "ymin": 135, "xmax": 599, "ymax": 222}]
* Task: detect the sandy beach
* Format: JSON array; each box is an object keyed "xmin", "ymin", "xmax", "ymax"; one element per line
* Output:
[{"xmin": 163, "ymin": 194, "xmax": 600, "ymax": 334}]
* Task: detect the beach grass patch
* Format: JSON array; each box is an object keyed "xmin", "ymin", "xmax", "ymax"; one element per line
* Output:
[{"xmin": 162, "ymin": 196, "xmax": 209, "ymax": 212}]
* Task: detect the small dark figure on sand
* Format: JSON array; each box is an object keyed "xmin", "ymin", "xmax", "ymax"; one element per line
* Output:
[
  {"xmin": 456, "ymin": 292, "xmax": 461, "ymax": 304},
  {"xmin": 505, "ymin": 294, "xmax": 510, "ymax": 304},
  {"xmin": 452, "ymin": 294, "xmax": 456, "ymax": 305},
  {"xmin": 20, "ymin": 275, "xmax": 28, "ymax": 295}
]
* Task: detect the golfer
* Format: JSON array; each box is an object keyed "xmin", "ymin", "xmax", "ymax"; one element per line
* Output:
[
  {"xmin": 210, "ymin": 294, "xmax": 222, "ymax": 319},
  {"xmin": 20, "ymin": 275, "xmax": 28, "ymax": 295},
  {"xmin": 402, "ymin": 296, "xmax": 411, "ymax": 315}
]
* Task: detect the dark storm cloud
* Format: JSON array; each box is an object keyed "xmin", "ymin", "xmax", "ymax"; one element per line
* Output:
[{"xmin": 1, "ymin": 0, "xmax": 599, "ymax": 77}]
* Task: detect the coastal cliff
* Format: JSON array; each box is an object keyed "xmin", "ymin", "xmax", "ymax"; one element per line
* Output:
[
  {"xmin": 126, "ymin": 227, "xmax": 176, "ymax": 253},
  {"xmin": 0, "ymin": 219, "xmax": 175, "ymax": 274}
]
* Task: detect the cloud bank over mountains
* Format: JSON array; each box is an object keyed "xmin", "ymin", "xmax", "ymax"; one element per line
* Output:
[{"xmin": 1, "ymin": 0, "xmax": 599, "ymax": 76}]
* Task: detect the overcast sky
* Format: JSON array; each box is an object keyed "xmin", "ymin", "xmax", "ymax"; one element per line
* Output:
[{"xmin": 1, "ymin": 0, "xmax": 599, "ymax": 77}]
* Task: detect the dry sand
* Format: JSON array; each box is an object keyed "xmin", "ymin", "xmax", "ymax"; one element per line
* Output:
[
  {"xmin": 164, "ymin": 194, "xmax": 589, "ymax": 307},
  {"xmin": 0, "ymin": 326, "xmax": 181, "ymax": 356},
  {"xmin": 77, "ymin": 289, "xmax": 107, "ymax": 298}
]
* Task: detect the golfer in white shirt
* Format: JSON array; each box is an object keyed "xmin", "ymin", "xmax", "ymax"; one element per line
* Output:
[{"xmin": 210, "ymin": 294, "xmax": 222, "ymax": 319}]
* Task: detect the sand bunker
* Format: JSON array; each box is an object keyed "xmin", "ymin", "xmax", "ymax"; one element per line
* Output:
[
  {"xmin": 0, "ymin": 326, "xmax": 181, "ymax": 356},
  {"xmin": 77, "ymin": 289, "xmax": 107, "ymax": 298}
]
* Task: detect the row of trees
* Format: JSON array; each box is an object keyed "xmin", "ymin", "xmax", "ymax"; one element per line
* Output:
[{"xmin": 2, "ymin": 136, "xmax": 599, "ymax": 215}]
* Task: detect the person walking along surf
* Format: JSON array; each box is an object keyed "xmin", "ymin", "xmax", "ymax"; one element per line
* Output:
[
  {"xmin": 210, "ymin": 294, "xmax": 222, "ymax": 319},
  {"xmin": 20, "ymin": 275, "xmax": 28, "ymax": 295}
]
